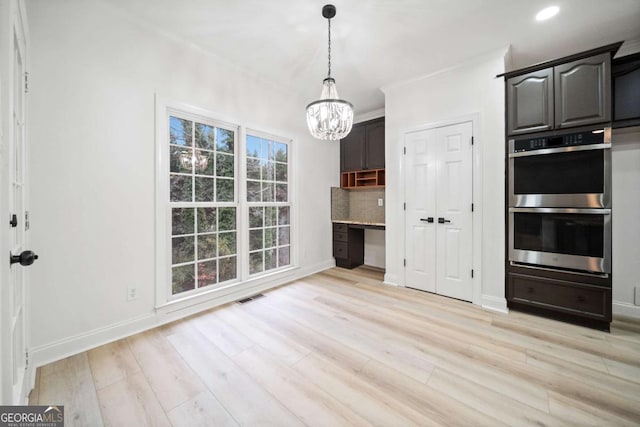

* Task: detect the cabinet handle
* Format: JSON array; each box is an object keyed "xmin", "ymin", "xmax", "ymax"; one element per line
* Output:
[
  {"xmin": 527, "ymin": 287, "xmax": 535, "ymax": 294},
  {"xmin": 577, "ymin": 295, "xmax": 586, "ymax": 303},
  {"xmin": 420, "ymin": 217, "xmax": 434, "ymax": 223},
  {"xmin": 438, "ymin": 217, "xmax": 451, "ymax": 224}
]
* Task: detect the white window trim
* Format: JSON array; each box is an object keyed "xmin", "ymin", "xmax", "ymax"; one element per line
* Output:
[{"xmin": 154, "ymin": 95, "xmax": 298, "ymax": 310}]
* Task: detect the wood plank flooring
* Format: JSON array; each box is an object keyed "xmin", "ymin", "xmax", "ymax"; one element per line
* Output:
[{"xmin": 30, "ymin": 267, "xmax": 640, "ymax": 426}]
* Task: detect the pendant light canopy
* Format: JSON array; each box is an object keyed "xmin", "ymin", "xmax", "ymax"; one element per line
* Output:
[{"xmin": 306, "ymin": 4, "xmax": 354, "ymax": 141}]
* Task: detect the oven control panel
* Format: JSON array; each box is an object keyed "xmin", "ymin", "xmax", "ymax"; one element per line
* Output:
[{"xmin": 513, "ymin": 129, "xmax": 607, "ymax": 152}]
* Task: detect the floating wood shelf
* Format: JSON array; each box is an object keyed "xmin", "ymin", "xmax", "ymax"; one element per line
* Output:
[{"xmin": 341, "ymin": 169, "xmax": 385, "ymax": 189}]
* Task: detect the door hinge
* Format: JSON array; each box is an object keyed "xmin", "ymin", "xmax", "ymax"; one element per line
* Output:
[
  {"xmin": 471, "ymin": 269, "xmax": 474, "ymax": 278},
  {"xmin": 403, "ymin": 146, "xmax": 407, "ymax": 155},
  {"xmin": 25, "ymin": 211, "xmax": 30, "ymax": 231},
  {"xmin": 25, "ymin": 350, "xmax": 29, "ymax": 366},
  {"xmin": 471, "ymin": 136, "xmax": 474, "ymax": 145},
  {"xmin": 404, "ymin": 259, "xmax": 407, "ymax": 267},
  {"xmin": 24, "ymin": 72, "xmax": 29, "ymax": 94},
  {"xmin": 471, "ymin": 203, "xmax": 474, "ymax": 212}
]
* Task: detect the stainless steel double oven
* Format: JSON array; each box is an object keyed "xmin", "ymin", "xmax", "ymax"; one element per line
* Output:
[{"xmin": 508, "ymin": 127, "xmax": 612, "ymax": 274}]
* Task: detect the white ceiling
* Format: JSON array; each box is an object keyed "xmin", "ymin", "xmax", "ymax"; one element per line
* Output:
[{"xmin": 102, "ymin": 0, "xmax": 640, "ymax": 114}]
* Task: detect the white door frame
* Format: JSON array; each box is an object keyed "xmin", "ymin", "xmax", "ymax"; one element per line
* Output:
[
  {"xmin": 402, "ymin": 114, "xmax": 483, "ymax": 306},
  {"xmin": 0, "ymin": 0, "xmax": 31, "ymax": 404}
]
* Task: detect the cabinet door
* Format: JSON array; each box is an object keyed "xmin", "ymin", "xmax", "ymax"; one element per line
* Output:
[
  {"xmin": 613, "ymin": 55, "xmax": 640, "ymax": 122},
  {"xmin": 555, "ymin": 53, "xmax": 611, "ymax": 128},
  {"xmin": 364, "ymin": 120, "xmax": 385, "ymax": 169},
  {"xmin": 506, "ymin": 68, "xmax": 554, "ymax": 135},
  {"xmin": 340, "ymin": 125, "xmax": 365, "ymax": 172}
]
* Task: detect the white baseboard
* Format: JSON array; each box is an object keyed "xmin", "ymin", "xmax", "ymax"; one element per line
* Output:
[
  {"xmin": 30, "ymin": 259, "xmax": 335, "ymax": 370},
  {"xmin": 31, "ymin": 313, "xmax": 157, "ymax": 370},
  {"xmin": 383, "ymin": 272, "xmax": 401, "ymax": 287},
  {"xmin": 481, "ymin": 295, "xmax": 509, "ymax": 314},
  {"xmin": 613, "ymin": 300, "xmax": 640, "ymax": 319}
]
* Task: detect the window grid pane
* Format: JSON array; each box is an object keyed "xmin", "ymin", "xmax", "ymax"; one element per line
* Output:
[
  {"xmin": 169, "ymin": 114, "xmax": 237, "ymax": 296},
  {"xmin": 246, "ymin": 134, "xmax": 291, "ymax": 276}
]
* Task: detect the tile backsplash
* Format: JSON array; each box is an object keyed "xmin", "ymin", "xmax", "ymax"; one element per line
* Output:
[{"xmin": 331, "ymin": 187, "xmax": 385, "ymax": 224}]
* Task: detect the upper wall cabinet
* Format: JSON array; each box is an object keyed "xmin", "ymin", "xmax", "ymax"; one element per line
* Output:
[
  {"xmin": 613, "ymin": 52, "xmax": 640, "ymax": 128},
  {"xmin": 505, "ymin": 45, "xmax": 619, "ymax": 136},
  {"xmin": 507, "ymin": 69, "xmax": 554, "ymax": 135},
  {"xmin": 340, "ymin": 125, "xmax": 365, "ymax": 172},
  {"xmin": 340, "ymin": 117, "xmax": 385, "ymax": 172},
  {"xmin": 554, "ymin": 53, "xmax": 611, "ymax": 129}
]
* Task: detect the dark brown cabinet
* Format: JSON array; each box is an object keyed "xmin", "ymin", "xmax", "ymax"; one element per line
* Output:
[
  {"xmin": 340, "ymin": 125, "xmax": 365, "ymax": 172},
  {"xmin": 506, "ymin": 52, "xmax": 612, "ymax": 136},
  {"xmin": 332, "ymin": 223, "xmax": 364, "ymax": 269},
  {"xmin": 555, "ymin": 53, "xmax": 611, "ymax": 128},
  {"xmin": 340, "ymin": 118, "xmax": 385, "ymax": 172},
  {"xmin": 502, "ymin": 43, "xmax": 621, "ymax": 331},
  {"xmin": 613, "ymin": 52, "xmax": 640, "ymax": 128},
  {"xmin": 507, "ymin": 268, "xmax": 611, "ymax": 330},
  {"xmin": 507, "ymin": 68, "xmax": 554, "ymax": 135}
]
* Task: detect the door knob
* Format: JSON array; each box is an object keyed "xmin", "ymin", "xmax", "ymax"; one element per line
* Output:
[
  {"xmin": 10, "ymin": 250, "xmax": 39, "ymax": 266},
  {"xmin": 438, "ymin": 217, "xmax": 451, "ymax": 224},
  {"xmin": 420, "ymin": 217, "xmax": 434, "ymax": 223}
]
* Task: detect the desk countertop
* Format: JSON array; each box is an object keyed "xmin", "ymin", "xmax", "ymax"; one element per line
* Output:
[{"xmin": 332, "ymin": 219, "xmax": 386, "ymax": 227}]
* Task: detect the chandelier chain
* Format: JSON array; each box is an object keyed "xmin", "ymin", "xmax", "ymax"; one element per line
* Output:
[{"xmin": 327, "ymin": 17, "xmax": 331, "ymax": 78}]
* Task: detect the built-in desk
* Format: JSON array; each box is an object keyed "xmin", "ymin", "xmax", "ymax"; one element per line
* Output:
[{"xmin": 332, "ymin": 221, "xmax": 385, "ymax": 269}]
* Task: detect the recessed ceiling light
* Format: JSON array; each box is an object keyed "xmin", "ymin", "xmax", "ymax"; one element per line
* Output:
[{"xmin": 536, "ymin": 6, "xmax": 560, "ymax": 21}]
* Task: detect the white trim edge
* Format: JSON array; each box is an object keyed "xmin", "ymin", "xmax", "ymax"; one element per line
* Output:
[
  {"xmin": 481, "ymin": 295, "xmax": 509, "ymax": 314},
  {"xmin": 30, "ymin": 259, "xmax": 335, "ymax": 369},
  {"xmin": 613, "ymin": 300, "xmax": 640, "ymax": 319},
  {"xmin": 383, "ymin": 273, "xmax": 401, "ymax": 287},
  {"xmin": 354, "ymin": 108, "xmax": 385, "ymax": 124}
]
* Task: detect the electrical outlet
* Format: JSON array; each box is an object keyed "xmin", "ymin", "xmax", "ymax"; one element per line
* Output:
[
  {"xmin": 377, "ymin": 198, "xmax": 384, "ymax": 207},
  {"xmin": 127, "ymin": 286, "xmax": 138, "ymax": 301},
  {"xmin": 635, "ymin": 286, "xmax": 640, "ymax": 306}
]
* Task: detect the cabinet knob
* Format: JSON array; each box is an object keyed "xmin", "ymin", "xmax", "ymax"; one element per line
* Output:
[{"xmin": 577, "ymin": 295, "xmax": 586, "ymax": 303}]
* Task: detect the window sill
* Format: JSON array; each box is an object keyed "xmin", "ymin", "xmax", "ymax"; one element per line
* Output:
[{"xmin": 155, "ymin": 265, "xmax": 299, "ymax": 318}]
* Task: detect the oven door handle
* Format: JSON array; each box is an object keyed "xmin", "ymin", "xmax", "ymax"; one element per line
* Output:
[
  {"xmin": 508, "ymin": 142, "xmax": 610, "ymax": 158},
  {"xmin": 509, "ymin": 207, "xmax": 611, "ymax": 214}
]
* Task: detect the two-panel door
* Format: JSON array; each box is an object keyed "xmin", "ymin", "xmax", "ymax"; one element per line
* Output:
[{"xmin": 404, "ymin": 122, "xmax": 473, "ymax": 301}]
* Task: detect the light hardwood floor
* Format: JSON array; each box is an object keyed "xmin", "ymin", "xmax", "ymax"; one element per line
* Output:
[{"xmin": 30, "ymin": 266, "xmax": 640, "ymax": 426}]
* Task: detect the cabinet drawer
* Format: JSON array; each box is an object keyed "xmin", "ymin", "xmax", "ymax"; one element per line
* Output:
[
  {"xmin": 333, "ymin": 231, "xmax": 348, "ymax": 242},
  {"xmin": 333, "ymin": 223, "xmax": 348, "ymax": 232},
  {"xmin": 509, "ymin": 273, "xmax": 609, "ymax": 319},
  {"xmin": 333, "ymin": 242, "xmax": 348, "ymax": 259}
]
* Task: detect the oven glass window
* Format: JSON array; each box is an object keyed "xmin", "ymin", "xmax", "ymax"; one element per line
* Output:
[
  {"xmin": 513, "ymin": 212, "xmax": 604, "ymax": 257},
  {"xmin": 513, "ymin": 150, "xmax": 604, "ymax": 194}
]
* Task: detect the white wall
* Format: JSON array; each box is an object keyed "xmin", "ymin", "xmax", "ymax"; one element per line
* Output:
[
  {"xmin": 364, "ymin": 229, "xmax": 385, "ymax": 269},
  {"xmin": 26, "ymin": 0, "xmax": 338, "ymax": 365},
  {"xmin": 612, "ymin": 127, "xmax": 640, "ymax": 318},
  {"xmin": 382, "ymin": 50, "xmax": 508, "ymax": 311}
]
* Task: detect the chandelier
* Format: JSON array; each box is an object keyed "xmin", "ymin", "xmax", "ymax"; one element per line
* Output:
[
  {"xmin": 179, "ymin": 150, "xmax": 209, "ymax": 172},
  {"xmin": 306, "ymin": 4, "xmax": 354, "ymax": 141}
]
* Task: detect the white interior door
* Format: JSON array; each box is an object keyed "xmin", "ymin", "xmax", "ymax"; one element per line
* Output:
[
  {"xmin": 405, "ymin": 122, "xmax": 473, "ymax": 301},
  {"xmin": 404, "ymin": 128, "xmax": 437, "ymax": 293},
  {"xmin": 2, "ymin": 0, "xmax": 29, "ymax": 404},
  {"xmin": 435, "ymin": 123, "xmax": 473, "ymax": 301}
]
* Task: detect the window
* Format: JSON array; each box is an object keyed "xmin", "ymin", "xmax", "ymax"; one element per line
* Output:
[
  {"xmin": 168, "ymin": 115, "xmax": 238, "ymax": 295},
  {"xmin": 246, "ymin": 133, "xmax": 291, "ymax": 275},
  {"xmin": 159, "ymin": 102, "xmax": 294, "ymax": 302}
]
